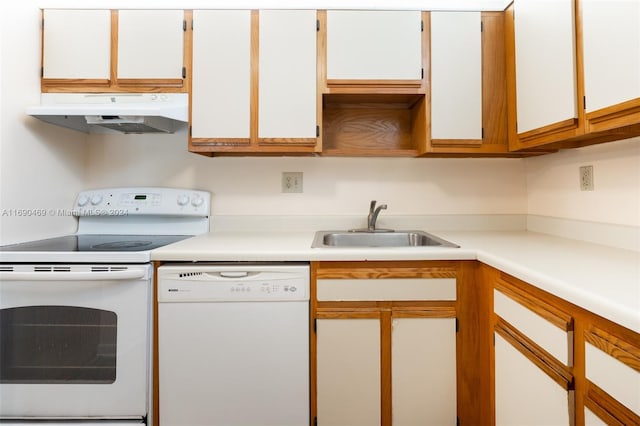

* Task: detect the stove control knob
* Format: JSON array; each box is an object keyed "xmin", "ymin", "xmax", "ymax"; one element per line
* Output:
[
  {"xmin": 191, "ymin": 196, "xmax": 204, "ymax": 207},
  {"xmin": 177, "ymin": 195, "xmax": 190, "ymax": 206},
  {"xmin": 77, "ymin": 195, "xmax": 89, "ymax": 207},
  {"xmin": 90, "ymin": 194, "xmax": 103, "ymax": 206}
]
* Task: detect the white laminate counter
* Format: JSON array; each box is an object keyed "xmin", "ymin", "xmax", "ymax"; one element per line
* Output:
[{"xmin": 151, "ymin": 230, "xmax": 640, "ymax": 334}]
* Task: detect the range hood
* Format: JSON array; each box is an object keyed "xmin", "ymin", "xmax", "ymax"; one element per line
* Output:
[{"xmin": 26, "ymin": 93, "xmax": 188, "ymax": 134}]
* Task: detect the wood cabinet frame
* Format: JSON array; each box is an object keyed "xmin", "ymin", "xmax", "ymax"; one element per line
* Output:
[
  {"xmin": 189, "ymin": 10, "xmax": 319, "ymax": 156},
  {"xmin": 41, "ymin": 10, "xmax": 190, "ymax": 93},
  {"xmin": 311, "ymin": 260, "xmax": 490, "ymax": 426},
  {"xmin": 506, "ymin": 0, "xmax": 640, "ymax": 151},
  {"xmin": 482, "ymin": 263, "xmax": 640, "ymax": 425}
]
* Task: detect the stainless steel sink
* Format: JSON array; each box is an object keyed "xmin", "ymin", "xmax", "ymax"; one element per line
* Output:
[{"xmin": 311, "ymin": 230, "xmax": 459, "ymax": 248}]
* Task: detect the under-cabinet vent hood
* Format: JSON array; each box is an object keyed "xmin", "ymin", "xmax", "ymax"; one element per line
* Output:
[{"xmin": 26, "ymin": 93, "xmax": 188, "ymax": 134}]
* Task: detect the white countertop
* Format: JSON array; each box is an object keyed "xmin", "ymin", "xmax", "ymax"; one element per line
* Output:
[{"xmin": 151, "ymin": 229, "xmax": 640, "ymax": 334}]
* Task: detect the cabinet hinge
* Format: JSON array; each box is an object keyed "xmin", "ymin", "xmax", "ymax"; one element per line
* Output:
[
  {"xmin": 421, "ymin": 68, "xmax": 424, "ymax": 80},
  {"xmin": 493, "ymin": 333, "xmax": 496, "ymax": 346},
  {"xmin": 481, "ymin": 21, "xmax": 484, "ymax": 32},
  {"xmin": 421, "ymin": 20, "xmax": 424, "ymax": 32},
  {"xmin": 481, "ymin": 128, "xmax": 485, "ymax": 139},
  {"xmin": 41, "ymin": 67, "xmax": 44, "ymax": 78},
  {"xmin": 583, "ymin": 96, "xmax": 587, "ymax": 110},
  {"xmin": 41, "ymin": 17, "xmax": 44, "ymax": 29},
  {"xmin": 183, "ymin": 20, "xmax": 187, "ymax": 31},
  {"xmin": 457, "ymin": 416, "xmax": 460, "ymax": 426},
  {"xmin": 316, "ymin": 19, "xmax": 320, "ymax": 32},
  {"xmin": 316, "ymin": 125, "xmax": 320, "ymax": 137},
  {"xmin": 314, "ymin": 416, "xmax": 318, "ymax": 426},
  {"xmin": 455, "ymin": 318, "xmax": 459, "ymax": 332},
  {"xmin": 182, "ymin": 67, "xmax": 186, "ymax": 79},
  {"xmin": 189, "ymin": 125, "xmax": 192, "ymax": 137}
]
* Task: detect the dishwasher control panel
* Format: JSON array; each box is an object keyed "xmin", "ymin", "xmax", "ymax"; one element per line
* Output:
[{"xmin": 157, "ymin": 264, "xmax": 310, "ymax": 302}]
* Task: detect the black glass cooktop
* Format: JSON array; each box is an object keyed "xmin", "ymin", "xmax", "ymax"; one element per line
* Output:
[{"xmin": 0, "ymin": 234, "xmax": 191, "ymax": 252}]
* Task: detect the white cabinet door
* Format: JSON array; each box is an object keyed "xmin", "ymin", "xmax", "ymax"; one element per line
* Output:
[
  {"xmin": 326, "ymin": 11, "xmax": 422, "ymax": 81},
  {"xmin": 117, "ymin": 10, "xmax": 184, "ymax": 79},
  {"xmin": 392, "ymin": 318, "xmax": 457, "ymax": 426},
  {"xmin": 495, "ymin": 334, "xmax": 572, "ymax": 425},
  {"xmin": 191, "ymin": 10, "xmax": 251, "ymax": 139},
  {"xmin": 582, "ymin": 0, "xmax": 640, "ymax": 113},
  {"xmin": 586, "ymin": 342, "xmax": 640, "ymax": 416},
  {"xmin": 430, "ymin": 12, "xmax": 482, "ymax": 140},
  {"xmin": 42, "ymin": 10, "xmax": 111, "ymax": 79},
  {"xmin": 316, "ymin": 319, "xmax": 381, "ymax": 426},
  {"xmin": 513, "ymin": 0, "xmax": 577, "ymax": 133},
  {"xmin": 258, "ymin": 10, "xmax": 316, "ymax": 139}
]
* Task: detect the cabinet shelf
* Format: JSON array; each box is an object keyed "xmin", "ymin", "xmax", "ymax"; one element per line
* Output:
[{"xmin": 321, "ymin": 93, "xmax": 426, "ymax": 156}]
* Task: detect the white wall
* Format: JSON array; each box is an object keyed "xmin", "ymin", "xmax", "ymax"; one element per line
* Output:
[
  {"xmin": 525, "ymin": 136, "xmax": 640, "ymax": 227},
  {"xmin": 86, "ymin": 131, "xmax": 527, "ymax": 217},
  {"xmin": 0, "ymin": 1, "xmax": 87, "ymax": 245}
]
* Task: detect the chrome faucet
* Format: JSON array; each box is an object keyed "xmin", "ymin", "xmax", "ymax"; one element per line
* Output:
[{"xmin": 367, "ymin": 200, "xmax": 387, "ymax": 232}]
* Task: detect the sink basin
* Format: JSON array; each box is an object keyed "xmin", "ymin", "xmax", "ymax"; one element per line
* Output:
[{"xmin": 311, "ymin": 230, "xmax": 459, "ymax": 248}]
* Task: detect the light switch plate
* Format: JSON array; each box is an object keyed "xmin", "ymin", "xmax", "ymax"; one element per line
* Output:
[{"xmin": 580, "ymin": 165, "xmax": 594, "ymax": 191}]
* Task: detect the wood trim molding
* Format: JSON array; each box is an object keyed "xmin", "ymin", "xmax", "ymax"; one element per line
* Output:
[
  {"xmin": 586, "ymin": 98, "xmax": 640, "ymax": 129},
  {"xmin": 585, "ymin": 380, "xmax": 640, "ymax": 425},
  {"xmin": 431, "ymin": 139, "xmax": 483, "ymax": 147},
  {"xmin": 585, "ymin": 326, "xmax": 640, "ymax": 373},
  {"xmin": 110, "ymin": 10, "xmax": 118, "ymax": 85},
  {"xmin": 495, "ymin": 316, "xmax": 574, "ymax": 391},
  {"xmin": 316, "ymin": 265, "xmax": 457, "ymax": 280},
  {"xmin": 496, "ymin": 273, "xmax": 573, "ymax": 332}
]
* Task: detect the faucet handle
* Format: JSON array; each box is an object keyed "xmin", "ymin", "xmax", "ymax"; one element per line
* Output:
[{"xmin": 369, "ymin": 200, "xmax": 377, "ymax": 213}]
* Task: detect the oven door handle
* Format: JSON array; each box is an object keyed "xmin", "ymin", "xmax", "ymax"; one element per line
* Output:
[{"xmin": 0, "ymin": 269, "xmax": 147, "ymax": 281}]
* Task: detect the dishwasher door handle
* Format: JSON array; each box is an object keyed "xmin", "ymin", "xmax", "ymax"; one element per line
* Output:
[{"xmin": 218, "ymin": 271, "xmax": 250, "ymax": 278}]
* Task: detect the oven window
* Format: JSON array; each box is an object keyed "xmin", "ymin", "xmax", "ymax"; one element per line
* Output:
[{"xmin": 0, "ymin": 306, "xmax": 117, "ymax": 384}]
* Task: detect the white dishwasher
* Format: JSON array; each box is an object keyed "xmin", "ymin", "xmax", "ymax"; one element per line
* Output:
[{"xmin": 158, "ymin": 263, "xmax": 310, "ymax": 426}]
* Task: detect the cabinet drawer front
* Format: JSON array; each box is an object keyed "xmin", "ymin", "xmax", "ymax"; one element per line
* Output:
[
  {"xmin": 586, "ymin": 342, "xmax": 640, "ymax": 416},
  {"xmin": 494, "ymin": 289, "xmax": 570, "ymax": 364},
  {"xmin": 317, "ymin": 278, "xmax": 456, "ymax": 301}
]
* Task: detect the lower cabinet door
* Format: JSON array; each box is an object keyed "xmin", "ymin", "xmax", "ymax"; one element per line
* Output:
[
  {"xmin": 495, "ymin": 334, "xmax": 573, "ymax": 425},
  {"xmin": 392, "ymin": 317, "xmax": 457, "ymax": 426},
  {"xmin": 316, "ymin": 318, "xmax": 381, "ymax": 426}
]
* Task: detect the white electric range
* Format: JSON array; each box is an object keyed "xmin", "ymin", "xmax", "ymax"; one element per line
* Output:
[{"xmin": 0, "ymin": 187, "xmax": 210, "ymax": 425}]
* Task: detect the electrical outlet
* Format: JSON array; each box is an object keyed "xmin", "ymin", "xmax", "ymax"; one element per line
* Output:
[
  {"xmin": 579, "ymin": 165, "xmax": 594, "ymax": 191},
  {"xmin": 282, "ymin": 172, "xmax": 303, "ymax": 193}
]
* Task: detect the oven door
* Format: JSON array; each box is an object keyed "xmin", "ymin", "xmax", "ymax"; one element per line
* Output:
[{"xmin": 0, "ymin": 264, "xmax": 151, "ymax": 419}]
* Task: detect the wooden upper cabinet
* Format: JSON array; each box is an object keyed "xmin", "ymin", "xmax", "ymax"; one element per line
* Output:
[
  {"xmin": 41, "ymin": 9, "xmax": 188, "ymax": 92},
  {"xmin": 506, "ymin": 0, "xmax": 583, "ymax": 150},
  {"xmin": 429, "ymin": 12, "xmax": 483, "ymax": 144},
  {"xmin": 116, "ymin": 10, "xmax": 185, "ymax": 84},
  {"xmin": 580, "ymin": 0, "xmax": 640, "ymax": 132},
  {"xmin": 42, "ymin": 10, "xmax": 111, "ymax": 82},
  {"xmin": 189, "ymin": 10, "xmax": 318, "ymax": 155},
  {"xmin": 325, "ymin": 10, "xmax": 423, "ymax": 85}
]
